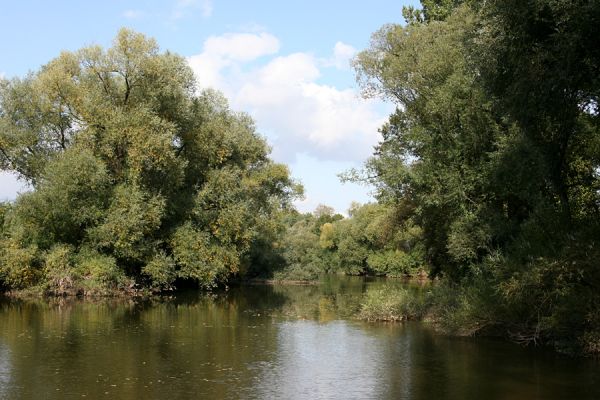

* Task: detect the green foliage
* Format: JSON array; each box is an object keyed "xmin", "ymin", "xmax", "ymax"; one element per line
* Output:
[
  {"xmin": 272, "ymin": 263, "xmax": 322, "ymax": 282},
  {"xmin": 280, "ymin": 219, "xmax": 320, "ymax": 266},
  {"xmin": 403, "ymin": 0, "xmax": 467, "ymax": 24},
  {"xmin": 42, "ymin": 244, "xmax": 79, "ymax": 295},
  {"xmin": 141, "ymin": 252, "xmax": 177, "ymax": 291},
  {"xmin": 318, "ymin": 222, "xmax": 335, "ymax": 249},
  {"xmin": 0, "ymin": 29, "xmax": 300, "ymax": 293},
  {"xmin": 0, "ymin": 239, "xmax": 40, "ymax": 290},
  {"xmin": 76, "ymin": 251, "xmax": 128, "ymax": 295},
  {"xmin": 89, "ymin": 184, "xmax": 164, "ymax": 262},
  {"xmin": 274, "ymin": 207, "xmax": 338, "ymax": 279},
  {"xmin": 336, "ymin": 203, "xmax": 424, "ymax": 276},
  {"xmin": 275, "ymin": 202, "xmax": 426, "ymax": 280},
  {"xmin": 171, "ymin": 223, "xmax": 238, "ymax": 289},
  {"xmin": 353, "ymin": 0, "xmax": 600, "ymax": 354},
  {"xmin": 367, "ymin": 250, "xmax": 419, "ymax": 277},
  {"xmin": 359, "ymin": 286, "xmax": 426, "ymax": 321},
  {"xmin": 7, "ymin": 148, "xmax": 111, "ymax": 248},
  {"xmin": 426, "ymin": 278, "xmax": 498, "ymax": 336}
]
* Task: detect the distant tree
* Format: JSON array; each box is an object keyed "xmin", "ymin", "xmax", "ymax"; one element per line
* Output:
[{"xmin": 313, "ymin": 204, "xmax": 335, "ymax": 219}]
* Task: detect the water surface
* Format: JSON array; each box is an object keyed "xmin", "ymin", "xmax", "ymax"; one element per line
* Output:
[{"xmin": 0, "ymin": 276, "xmax": 598, "ymax": 399}]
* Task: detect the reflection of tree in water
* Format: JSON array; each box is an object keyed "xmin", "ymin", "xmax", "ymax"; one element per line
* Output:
[
  {"xmin": 0, "ymin": 341, "xmax": 11, "ymax": 399},
  {"xmin": 376, "ymin": 324, "xmax": 600, "ymax": 400},
  {"xmin": 268, "ymin": 284, "xmax": 362, "ymax": 322},
  {"xmin": 1, "ymin": 279, "xmax": 599, "ymax": 399},
  {"xmin": 266, "ymin": 275, "xmax": 427, "ymax": 322},
  {"xmin": 0, "ymin": 295, "xmax": 282, "ymax": 399}
]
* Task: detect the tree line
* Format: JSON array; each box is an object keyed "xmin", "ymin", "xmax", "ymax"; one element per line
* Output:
[
  {"xmin": 349, "ymin": 0, "xmax": 600, "ymax": 355},
  {"xmin": 1, "ymin": 0, "xmax": 599, "ymax": 355},
  {"xmin": 0, "ymin": 29, "xmax": 301, "ymax": 294}
]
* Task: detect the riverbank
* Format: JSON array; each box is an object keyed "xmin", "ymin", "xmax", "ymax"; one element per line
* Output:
[
  {"xmin": 2, "ymin": 275, "xmax": 599, "ymax": 400},
  {"xmin": 4, "ymin": 272, "xmax": 597, "ymax": 357},
  {"xmin": 356, "ymin": 281, "xmax": 600, "ymax": 357}
]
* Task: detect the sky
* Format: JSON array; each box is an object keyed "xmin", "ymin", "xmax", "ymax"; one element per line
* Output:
[{"xmin": 0, "ymin": 0, "xmax": 415, "ymax": 214}]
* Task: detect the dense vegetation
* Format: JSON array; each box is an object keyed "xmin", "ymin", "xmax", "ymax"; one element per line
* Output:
[
  {"xmin": 352, "ymin": 0, "xmax": 600, "ymax": 355},
  {"xmin": 0, "ymin": 29, "xmax": 300, "ymax": 295},
  {"xmin": 273, "ymin": 203, "xmax": 425, "ymax": 281},
  {"xmin": 1, "ymin": 0, "xmax": 599, "ymax": 356}
]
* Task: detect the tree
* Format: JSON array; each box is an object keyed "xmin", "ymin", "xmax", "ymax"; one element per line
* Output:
[
  {"xmin": 353, "ymin": 0, "xmax": 600, "ymax": 354},
  {"xmin": 354, "ymin": 6, "xmax": 503, "ymax": 276},
  {"xmin": 0, "ymin": 29, "xmax": 301, "ymax": 292},
  {"xmin": 477, "ymin": 0, "xmax": 600, "ymax": 222}
]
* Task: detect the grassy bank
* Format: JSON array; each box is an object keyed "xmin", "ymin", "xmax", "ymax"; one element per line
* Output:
[
  {"xmin": 358, "ymin": 286, "xmax": 427, "ymax": 321},
  {"xmin": 357, "ymin": 281, "xmax": 600, "ymax": 357}
]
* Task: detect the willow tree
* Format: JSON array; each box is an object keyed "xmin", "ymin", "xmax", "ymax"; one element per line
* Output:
[
  {"xmin": 0, "ymin": 29, "xmax": 301, "ymax": 293},
  {"xmin": 354, "ymin": 1, "xmax": 600, "ymax": 353}
]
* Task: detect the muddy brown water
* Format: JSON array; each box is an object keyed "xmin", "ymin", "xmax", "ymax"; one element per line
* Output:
[{"xmin": 0, "ymin": 276, "xmax": 598, "ymax": 399}]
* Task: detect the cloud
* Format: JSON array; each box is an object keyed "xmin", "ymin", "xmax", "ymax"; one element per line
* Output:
[
  {"xmin": 324, "ymin": 42, "xmax": 357, "ymax": 70},
  {"xmin": 187, "ymin": 32, "xmax": 389, "ymax": 164},
  {"xmin": 171, "ymin": 0, "xmax": 213, "ymax": 21},
  {"xmin": 122, "ymin": 9, "xmax": 144, "ymax": 19},
  {"xmin": 233, "ymin": 55, "xmax": 385, "ymax": 161},
  {"xmin": 203, "ymin": 32, "xmax": 280, "ymax": 62},
  {"xmin": 188, "ymin": 32, "xmax": 280, "ymax": 89}
]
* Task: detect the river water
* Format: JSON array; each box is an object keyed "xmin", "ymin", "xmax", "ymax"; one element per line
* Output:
[{"xmin": 0, "ymin": 276, "xmax": 598, "ymax": 399}]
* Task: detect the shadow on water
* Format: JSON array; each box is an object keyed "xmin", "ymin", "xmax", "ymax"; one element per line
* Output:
[{"xmin": 0, "ymin": 275, "xmax": 598, "ymax": 399}]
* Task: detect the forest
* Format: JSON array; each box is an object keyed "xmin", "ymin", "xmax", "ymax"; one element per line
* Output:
[{"xmin": 1, "ymin": 0, "xmax": 599, "ymax": 355}]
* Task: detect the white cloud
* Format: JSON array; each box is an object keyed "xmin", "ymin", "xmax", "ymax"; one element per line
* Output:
[
  {"xmin": 232, "ymin": 53, "xmax": 385, "ymax": 161},
  {"xmin": 187, "ymin": 33, "xmax": 388, "ymax": 162},
  {"xmin": 188, "ymin": 32, "xmax": 280, "ymax": 89},
  {"xmin": 122, "ymin": 9, "xmax": 144, "ymax": 19},
  {"xmin": 186, "ymin": 31, "xmax": 389, "ymax": 211},
  {"xmin": 325, "ymin": 42, "xmax": 356, "ymax": 70},
  {"xmin": 203, "ymin": 32, "xmax": 280, "ymax": 62}
]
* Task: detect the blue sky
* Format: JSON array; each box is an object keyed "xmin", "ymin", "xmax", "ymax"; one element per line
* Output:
[{"xmin": 0, "ymin": 0, "xmax": 415, "ymax": 214}]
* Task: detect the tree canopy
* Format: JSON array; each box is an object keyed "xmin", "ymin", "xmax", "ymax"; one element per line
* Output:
[
  {"xmin": 353, "ymin": 0, "xmax": 600, "ymax": 354},
  {"xmin": 0, "ymin": 29, "xmax": 301, "ymax": 293}
]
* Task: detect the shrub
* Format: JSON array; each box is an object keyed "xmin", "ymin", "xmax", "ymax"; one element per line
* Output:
[
  {"xmin": 42, "ymin": 244, "xmax": 79, "ymax": 295},
  {"xmin": 0, "ymin": 239, "xmax": 40, "ymax": 290},
  {"xmin": 426, "ymin": 281, "xmax": 493, "ymax": 336},
  {"xmin": 76, "ymin": 252, "xmax": 129, "ymax": 295},
  {"xmin": 367, "ymin": 250, "xmax": 421, "ymax": 276},
  {"xmin": 142, "ymin": 252, "xmax": 177, "ymax": 291},
  {"xmin": 359, "ymin": 286, "xmax": 425, "ymax": 321},
  {"xmin": 272, "ymin": 263, "xmax": 321, "ymax": 282}
]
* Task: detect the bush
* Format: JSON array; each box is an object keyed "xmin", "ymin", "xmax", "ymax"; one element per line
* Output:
[
  {"xmin": 367, "ymin": 250, "xmax": 421, "ymax": 276},
  {"xmin": 42, "ymin": 244, "xmax": 80, "ymax": 295},
  {"xmin": 76, "ymin": 252, "xmax": 129, "ymax": 295},
  {"xmin": 142, "ymin": 252, "xmax": 177, "ymax": 291},
  {"xmin": 358, "ymin": 286, "xmax": 425, "ymax": 321},
  {"xmin": 272, "ymin": 263, "xmax": 321, "ymax": 282},
  {"xmin": 426, "ymin": 280, "xmax": 495, "ymax": 336},
  {"xmin": 0, "ymin": 239, "xmax": 40, "ymax": 290},
  {"xmin": 171, "ymin": 223, "xmax": 239, "ymax": 288}
]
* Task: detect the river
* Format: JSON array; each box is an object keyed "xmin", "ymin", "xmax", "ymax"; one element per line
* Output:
[{"xmin": 0, "ymin": 276, "xmax": 598, "ymax": 399}]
